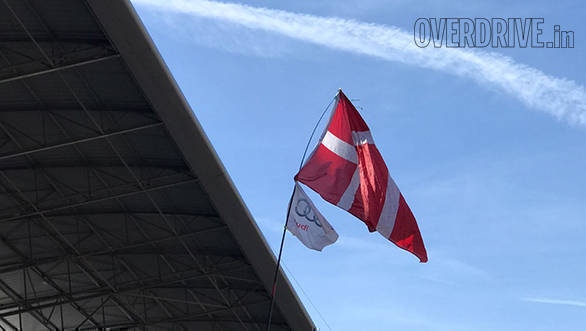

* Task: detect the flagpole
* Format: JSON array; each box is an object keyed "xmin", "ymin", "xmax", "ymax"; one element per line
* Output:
[{"xmin": 265, "ymin": 90, "xmax": 340, "ymax": 331}]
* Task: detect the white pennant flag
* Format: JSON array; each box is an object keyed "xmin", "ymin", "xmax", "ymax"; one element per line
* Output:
[{"xmin": 287, "ymin": 182, "xmax": 338, "ymax": 251}]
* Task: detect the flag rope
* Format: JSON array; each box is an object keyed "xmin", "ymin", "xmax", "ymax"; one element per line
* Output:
[
  {"xmin": 298, "ymin": 91, "xmax": 339, "ymax": 169},
  {"xmin": 282, "ymin": 262, "xmax": 333, "ymax": 331},
  {"xmin": 265, "ymin": 90, "xmax": 339, "ymax": 331}
]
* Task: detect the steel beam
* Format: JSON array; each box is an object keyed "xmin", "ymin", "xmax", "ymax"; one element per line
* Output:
[
  {"xmin": 0, "ymin": 54, "xmax": 120, "ymax": 85},
  {"xmin": 0, "ymin": 278, "xmax": 60, "ymax": 330},
  {"xmin": 0, "ymin": 122, "xmax": 163, "ymax": 162},
  {"xmin": 0, "ymin": 261, "xmax": 249, "ymax": 317},
  {"xmin": 74, "ymin": 298, "xmax": 277, "ymax": 331},
  {"xmin": 0, "ymin": 225, "xmax": 228, "ymax": 274},
  {"xmin": 0, "ymin": 178, "xmax": 197, "ymax": 223}
]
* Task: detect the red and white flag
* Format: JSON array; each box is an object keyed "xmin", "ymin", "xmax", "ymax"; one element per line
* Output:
[{"xmin": 295, "ymin": 91, "xmax": 427, "ymax": 262}]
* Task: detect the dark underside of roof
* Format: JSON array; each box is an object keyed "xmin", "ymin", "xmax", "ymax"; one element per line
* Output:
[{"xmin": 0, "ymin": 1, "xmax": 312, "ymax": 330}]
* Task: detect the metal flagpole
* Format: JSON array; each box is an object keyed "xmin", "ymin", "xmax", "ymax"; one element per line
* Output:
[{"xmin": 266, "ymin": 90, "xmax": 340, "ymax": 331}]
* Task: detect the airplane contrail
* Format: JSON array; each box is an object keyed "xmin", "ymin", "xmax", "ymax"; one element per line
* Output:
[
  {"xmin": 134, "ymin": 0, "xmax": 586, "ymax": 126},
  {"xmin": 523, "ymin": 297, "xmax": 586, "ymax": 308}
]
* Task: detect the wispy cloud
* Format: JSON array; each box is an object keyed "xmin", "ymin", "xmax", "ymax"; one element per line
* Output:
[
  {"xmin": 522, "ymin": 297, "xmax": 586, "ymax": 308},
  {"xmin": 143, "ymin": 9, "xmax": 293, "ymax": 58},
  {"xmin": 134, "ymin": 0, "xmax": 586, "ymax": 125}
]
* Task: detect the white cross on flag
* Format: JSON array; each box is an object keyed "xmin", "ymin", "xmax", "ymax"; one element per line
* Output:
[
  {"xmin": 286, "ymin": 182, "xmax": 339, "ymax": 251},
  {"xmin": 295, "ymin": 91, "xmax": 428, "ymax": 262}
]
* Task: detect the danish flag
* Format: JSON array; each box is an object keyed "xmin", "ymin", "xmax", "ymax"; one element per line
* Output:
[{"xmin": 295, "ymin": 91, "xmax": 427, "ymax": 262}]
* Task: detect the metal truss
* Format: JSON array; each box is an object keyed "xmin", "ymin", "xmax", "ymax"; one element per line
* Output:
[
  {"xmin": 0, "ymin": 0, "xmax": 277, "ymax": 330},
  {"xmin": 0, "ymin": 54, "xmax": 120, "ymax": 85}
]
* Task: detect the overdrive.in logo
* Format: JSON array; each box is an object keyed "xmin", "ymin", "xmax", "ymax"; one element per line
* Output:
[{"xmin": 414, "ymin": 18, "xmax": 574, "ymax": 48}]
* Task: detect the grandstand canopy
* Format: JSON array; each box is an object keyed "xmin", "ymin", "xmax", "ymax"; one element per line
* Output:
[{"xmin": 0, "ymin": 0, "xmax": 314, "ymax": 329}]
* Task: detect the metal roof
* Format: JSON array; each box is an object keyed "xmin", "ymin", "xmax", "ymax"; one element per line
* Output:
[{"xmin": 0, "ymin": 0, "xmax": 314, "ymax": 329}]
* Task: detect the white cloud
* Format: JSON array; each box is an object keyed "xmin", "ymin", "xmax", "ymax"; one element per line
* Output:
[
  {"xmin": 143, "ymin": 9, "xmax": 293, "ymax": 58},
  {"xmin": 522, "ymin": 297, "xmax": 586, "ymax": 308},
  {"xmin": 133, "ymin": 0, "xmax": 586, "ymax": 125}
]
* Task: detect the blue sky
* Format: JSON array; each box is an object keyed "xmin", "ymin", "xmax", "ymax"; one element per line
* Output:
[{"xmin": 131, "ymin": 1, "xmax": 585, "ymax": 330}]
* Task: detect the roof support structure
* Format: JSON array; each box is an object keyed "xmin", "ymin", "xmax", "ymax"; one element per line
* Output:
[
  {"xmin": 88, "ymin": 1, "xmax": 315, "ymax": 328},
  {"xmin": 0, "ymin": 122, "xmax": 163, "ymax": 162},
  {"xmin": 0, "ymin": 0, "xmax": 314, "ymax": 329},
  {"xmin": 0, "ymin": 54, "xmax": 120, "ymax": 86},
  {"xmin": 0, "ymin": 178, "xmax": 198, "ymax": 224}
]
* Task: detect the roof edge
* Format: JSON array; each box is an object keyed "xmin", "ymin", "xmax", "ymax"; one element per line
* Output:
[{"xmin": 85, "ymin": 0, "xmax": 314, "ymax": 329}]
